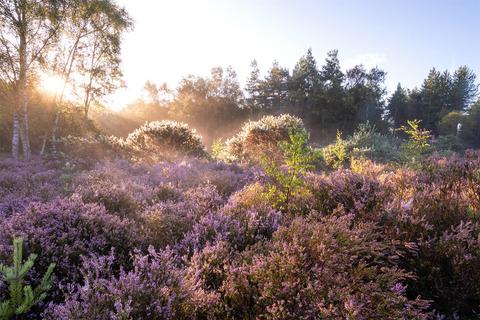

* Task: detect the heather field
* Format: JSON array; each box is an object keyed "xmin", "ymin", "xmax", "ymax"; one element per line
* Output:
[
  {"xmin": 1, "ymin": 1, "xmax": 479, "ymax": 318},
  {"xmin": 1, "ymin": 116, "xmax": 480, "ymax": 319}
]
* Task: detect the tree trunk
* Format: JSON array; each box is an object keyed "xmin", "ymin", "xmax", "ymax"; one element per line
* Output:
[
  {"xmin": 11, "ymin": 111, "xmax": 20, "ymax": 161},
  {"xmin": 51, "ymin": 109, "xmax": 60, "ymax": 153},
  {"xmin": 39, "ymin": 131, "xmax": 48, "ymax": 156},
  {"xmin": 18, "ymin": 20, "xmax": 31, "ymax": 160},
  {"xmin": 20, "ymin": 86, "xmax": 31, "ymax": 160}
]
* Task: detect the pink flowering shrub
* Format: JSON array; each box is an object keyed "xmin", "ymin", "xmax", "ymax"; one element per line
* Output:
[
  {"xmin": 0, "ymin": 158, "xmax": 64, "ymax": 216},
  {"xmin": 216, "ymin": 215, "xmax": 432, "ymax": 319},
  {"xmin": 2, "ymin": 150, "xmax": 480, "ymax": 318},
  {"xmin": 306, "ymin": 170, "xmax": 386, "ymax": 219},
  {"xmin": 0, "ymin": 198, "xmax": 147, "ymax": 302},
  {"xmin": 46, "ymin": 248, "xmax": 195, "ymax": 320}
]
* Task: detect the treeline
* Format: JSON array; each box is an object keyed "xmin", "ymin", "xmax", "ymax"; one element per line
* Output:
[
  {"xmin": 1, "ymin": 0, "xmax": 480, "ymax": 160},
  {"xmin": 118, "ymin": 49, "xmax": 480, "ymax": 147}
]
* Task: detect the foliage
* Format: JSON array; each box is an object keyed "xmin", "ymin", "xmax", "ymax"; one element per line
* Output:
[
  {"xmin": 0, "ymin": 238, "xmax": 55, "ymax": 320},
  {"xmin": 438, "ymin": 111, "xmax": 465, "ymax": 136},
  {"xmin": 348, "ymin": 122, "xmax": 401, "ymax": 163},
  {"xmin": 225, "ymin": 114, "xmax": 304, "ymax": 164},
  {"xmin": 433, "ymin": 134, "xmax": 465, "ymax": 155},
  {"xmin": 398, "ymin": 120, "xmax": 432, "ymax": 165},
  {"xmin": 322, "ymin": 123, "xmax": 401, "ymax": 169},
  {"xmin": 125, "ymin": 120, "xmax": 207, "ymax": 162},
  {"xmin": 322, "ymin": 130, "xmax": 348, "ymax": 169},
  {"xmin": 57, "ymin": 134, "xmax": 127, "ymax": 167},
  {"xmin": 460, "ymin": 101, "xmax": 480, "ymax": 148},
  {"xmin": 210, "ymin": 138, "xmax": 230, "ymax": 162},
  {"xmin": 261, "ymin": 127, "xmax": 318, "ymax": 211}
]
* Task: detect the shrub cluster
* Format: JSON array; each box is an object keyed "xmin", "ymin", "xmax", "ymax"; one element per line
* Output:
[
  {"xmin": 56, "ymin": 121, "xmax": 208, "ymax": 166},
  {"xmin": 322, "ymin": 123, "xmax": 401, "ymax": 169},
  {"xmin": 125, "ymin": 120, "xmax": 207, "ymax": 162},
  {"xmin": 225, "ymin": 114, "xmax": 305, "ymax": 164}
]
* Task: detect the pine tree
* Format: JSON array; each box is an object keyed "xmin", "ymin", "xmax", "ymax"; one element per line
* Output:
[
  {"xmin": 450, "ymin": 66, "xmax": 478, "ymax": 111},
  {"xmin": 319, "ymin": 50, "xmax": 348, "ymax": 126},
  {"xmin": 264, "ymin": 60, "xmax": 290, "ymax": 109},
  {"xmin": 245, "ymin": 59, "xmax": 265, "ymax": 111},
  {"xmin": 0, "ymin": 238, "xmax": 55, "ymax": 320},
  {"xmin": 387, "ymin": 84, "xmax": 409, "ymax": 128},
  {"xmin": 290, "ymin": 48, "xmax": 320, "ymax": 106}
]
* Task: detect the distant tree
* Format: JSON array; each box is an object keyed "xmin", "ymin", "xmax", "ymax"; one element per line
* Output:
[
  {"xmin": 318, "ymin": 50, "xmax": 348, "ymax": 127},
  {"xmin": 221, "ymin": 66, "xmax": 243, "ymax": 103},
  {"xmin": 345, "ymin": 65, "xmax": 386, "ymax": 128},
  {"xmin": 419, "ymin": 68, "xmax": 452, "ymax": 133},
  {"xmin": 245, "ymin": 59, "xmax": 265, "ymax": 111},
  {"xmin": 450, "ymin": 66, "xmax": 478, "ymax": 111},
  {"xmin": 72, "ymin": 0, "xmax": 132, "ymax": 121},
  {"xmin": 263, "ymin": 60, "xmax": 290, "ymax": 109},
  {"xmin": 461, "ymin": 100, "xmax": 480, "ymax": 147},
  {"xmin": 289, "ymin": 48, "xmax": 320, "ymax": 108},
  {"xmin": 387, "ymin": 84, "xmax": 409, "ymax": 129},
  {"xmin": 405, "ymin": 88, "xmax": 424, "ymax": 122},
  {"xmin": 170, "ymin": 66, "xmax": 244, "ymax": 139},
  {"xmin": 44, "ymin": 0, "xmax": 132, "ymax": 154}
]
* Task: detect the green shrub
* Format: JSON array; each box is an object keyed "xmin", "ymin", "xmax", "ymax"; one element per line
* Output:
[
  {"xmin": 322, "ymin": 130, "xmax": 348, "ymax": 170},
  {"xmin": 57, "ymin": 135, "xmax": 126, "ymax": 166},
  {"xmin": 322, "ymin": 123, "xmax": 401, "ymax": 169},
  {"xmin": 225, "ymin": 114, "xmax": 304, "ymax": 164},
  {"xmin": 398, "ymin": 120, "xmax": 432, "ymax": 166},
  {"xmin": 125, "ymin": 121, "xmax": 207, "ymax": 162},
  {"xmin": 438, "ymin": 111, "xmax": 464, "ymax": 136},
  {"xmin": 433, "ymin": 135, "xmax": 465, "ymax": 155},
  {"xmin": 348, "ymin": 122, "xmax": 401, "ymax": 163},
  {"xmin": 210, "ymin": 138, "xmax": 230, "ymax": 162},
  {"xmin": 261, "ymin": 128, "xmax": 318, "ymax": 212},
  {"xmin": 0, "ymin": 238, "xmax": 55, "ymax": 320}
]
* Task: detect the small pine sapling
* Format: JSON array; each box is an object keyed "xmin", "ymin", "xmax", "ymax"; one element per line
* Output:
[
  {"xmin": 262, "ymin": 127, "xmax": 318, "ymax": 212},
  {"xmin": 0, "ymin": 238, "xmax": 55, "ymax": 320},
  {"xmin": 323, "ymin": 130, "xmax": 348, "ymax": 170},
  {"xmin": 398, "ymin": 119, "xmax": 432, "ymax": 166}
]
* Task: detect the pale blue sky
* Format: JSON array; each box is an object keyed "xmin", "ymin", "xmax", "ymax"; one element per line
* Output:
[{"xmin": 110, "ymin": 0, "xmax": 480, "ymax": 109}]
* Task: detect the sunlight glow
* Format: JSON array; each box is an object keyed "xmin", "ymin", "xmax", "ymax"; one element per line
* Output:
[{"xmin": 41, "ymin": 73, "xmax": 65, "ymax": 97}]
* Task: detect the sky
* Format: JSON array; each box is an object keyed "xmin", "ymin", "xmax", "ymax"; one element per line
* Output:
[{"xmin": 108, "ymin": 0, "xmax": 480, "ymax": 110}]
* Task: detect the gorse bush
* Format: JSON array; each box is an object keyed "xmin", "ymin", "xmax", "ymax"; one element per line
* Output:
[
  {"xmin": 225, "ymin": 114, "xmax": 305, "ymax": 164},
  {"xmin": 125, "ymin": 120, "xmax": 207, "ymax": 162}
]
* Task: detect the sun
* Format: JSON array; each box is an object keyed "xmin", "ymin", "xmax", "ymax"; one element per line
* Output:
[{"xmin": 41, "ymin": 73, "xmax": 65, "ymax": 96}]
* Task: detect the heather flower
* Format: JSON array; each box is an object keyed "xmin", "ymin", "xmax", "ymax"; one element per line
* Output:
[{"xmin": 0, "ymin": 197, "xmax": 147, "ymax": 302}]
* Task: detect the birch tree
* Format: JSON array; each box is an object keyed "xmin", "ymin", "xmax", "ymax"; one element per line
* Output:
[
  {"xmin": 0, "ymin": 0, "xmax": 67, "ymax": 160},
  {"xmin": 42, "ymin": 0, "xmax": 132, "ymax": 153}
]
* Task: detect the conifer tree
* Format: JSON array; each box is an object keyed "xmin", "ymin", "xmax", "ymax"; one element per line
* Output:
[{"xmin": 0, "ymin": 238, "xmax": 55, "ymax": 320}]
